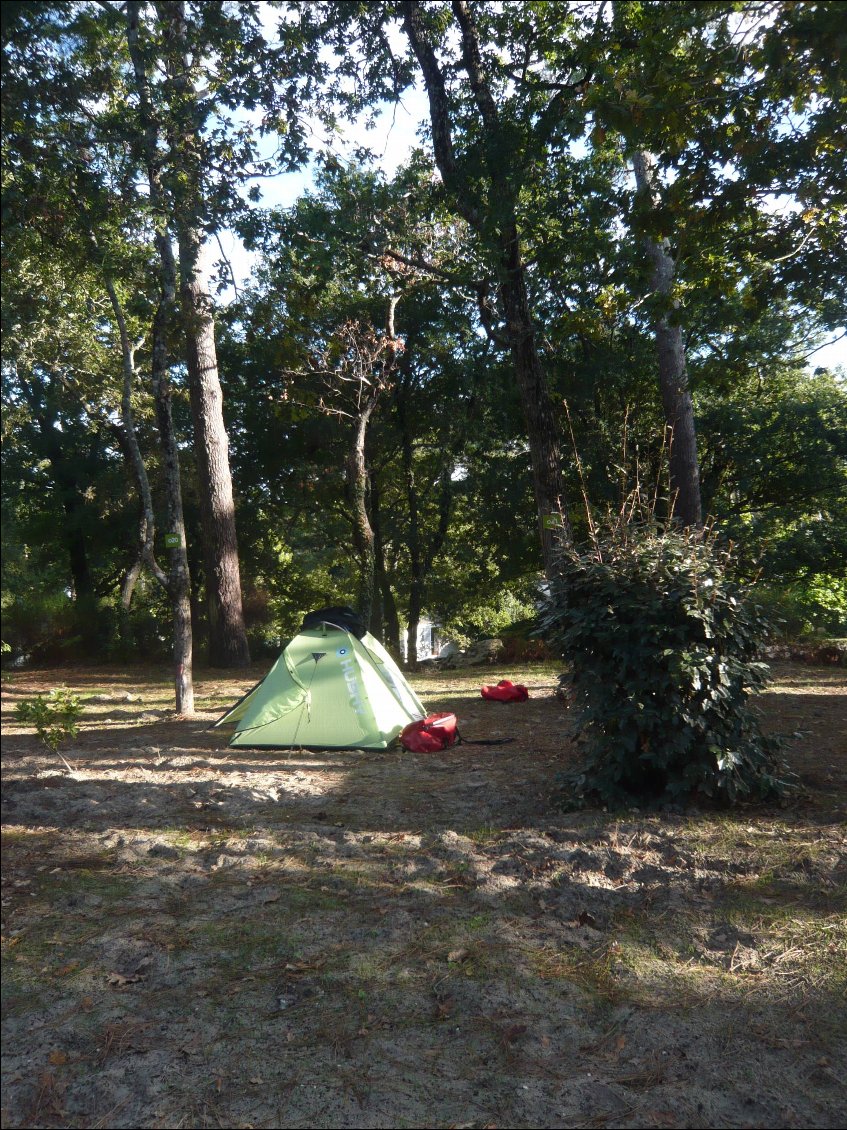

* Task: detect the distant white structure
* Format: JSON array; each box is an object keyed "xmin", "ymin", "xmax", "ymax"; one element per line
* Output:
[{"xmin": 400, "ymin": 618, "xmax": 441, "ymax": 661}]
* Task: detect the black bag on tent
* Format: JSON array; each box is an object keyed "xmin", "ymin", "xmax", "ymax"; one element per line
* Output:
[{"xmin": 301, "ymin": 605, "xmax": 367, "ymax": 639}]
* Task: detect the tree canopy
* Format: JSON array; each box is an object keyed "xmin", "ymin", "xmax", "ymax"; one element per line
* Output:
[{"xmin": 2, "ymin": 0, "xmax": 844, "ymax": 674}]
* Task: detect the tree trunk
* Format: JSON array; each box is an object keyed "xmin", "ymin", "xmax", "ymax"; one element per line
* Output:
[
  {"xmin": 346, "ymin": 399, "xmax": 378, "ymax": 629},
  {"xmin": 401, "ymin": 0, "xmax": 571, "ymax": 578},
  {"xmin": 370, "ymin": 475, "xmax": 403, "ymax": 658},
  {"xmin": 632, "ymin": 151, "xmax": 703, "ymax": 529},
  {"xmin": 177, "ymin": 230, "xmax": 250, "ymax": 667},
  {"xmin": 151, "ymin": 266, "xmax": 195, "ymax": 714},
  {"xmin": 62, "ymin": 491, "xmax": 95, "ymax": 603},
  {"xmin": 498, "ymin": 232, "xmax": 570, "ymax": 572},
  {"xmin": 159, "ymin": 0, "xmax": 250, "ymax": 667},
  {"xmin": 105, "ymin": 272, "xmax": 195, "ymax": 713},
  {"xmin": 406, "ymin": 579, "xmax": 424, "ymax": 672},
  {"xmin": 379, "ymin": 572, "xmax": 403, "ymax": 660},
  {"xmin": 124, "ymin": 0, "xmax": 195, "ymax": 711}
]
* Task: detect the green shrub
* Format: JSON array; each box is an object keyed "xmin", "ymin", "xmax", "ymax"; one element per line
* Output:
[
  {"xmin": 15, "ymin": 689, "xmax": 84, "ymax": 751},
  {"xmin": 539, "ymin": 520, "xmax": 794, "ymax": 809},
  {"xmin": 753, "ymin": 576, "xmax": 847, "ymax": 640}
]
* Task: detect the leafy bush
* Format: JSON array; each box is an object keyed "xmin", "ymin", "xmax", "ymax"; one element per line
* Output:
[
  {"xmin": 753, "ymin": 576, "xmax": 847, "ymax": 640},
  {"xmin": 500, "ymin": 619, "xmax": 553, "ymax": 662},
  {"xmin": 539, "ymin": 520, "xmax": 794, "ymax": 809},
  {"xmin": 15, "ymin": 689, "xmax": 84, "ymax": 752}
]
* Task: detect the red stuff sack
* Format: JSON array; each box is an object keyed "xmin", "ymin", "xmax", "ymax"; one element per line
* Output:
[
  {"xmin": 480, "ymin": 679, "xmax": 529, "ymax": 703},
  {"xmin": 400, "ymin": 712, "xmax": 460, "ymax": 753}
]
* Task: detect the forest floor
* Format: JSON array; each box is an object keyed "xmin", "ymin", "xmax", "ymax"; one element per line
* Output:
[{"xmin": 1, "ymin": 660, "xmax": 845, "ymax": 1130}]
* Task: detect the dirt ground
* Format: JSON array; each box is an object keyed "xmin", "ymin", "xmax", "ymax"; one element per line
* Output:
[{"xmin": 1, "ymin": 661, "xmax": 845, "ymax": 1130}]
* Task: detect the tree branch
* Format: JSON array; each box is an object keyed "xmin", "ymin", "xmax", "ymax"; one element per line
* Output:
[
  {"xmin": 399, "ymin": 1, "xmax": 482, "ymax": 229},
  {"xmin": 104, "ymin": 275, "xmax": 170, "ymax": 592}
]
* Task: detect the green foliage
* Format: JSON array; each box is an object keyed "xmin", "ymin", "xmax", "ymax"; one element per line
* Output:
[
  {"xmin": 539, "ymin": 521, "xmax": 794, "ymax": 810},
  {"xmin": 15, "ymin": 689, "xmax": 84, "ymax": 752},
  {"xmin": 437, "ymin": 581, "xmax": 538, "ymax": 643},
  {"xmin": 3, "ymin": 1, "xmax": 845, "ymax": 669},
  {"xmin": 754, "ymin": 576, "xmax": 847, "ymax": 641}
]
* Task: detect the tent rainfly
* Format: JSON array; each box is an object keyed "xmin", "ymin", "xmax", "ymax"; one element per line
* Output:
[{"xmin": 214, "ymin": 607, "xmax": 425, "ymax": 749}]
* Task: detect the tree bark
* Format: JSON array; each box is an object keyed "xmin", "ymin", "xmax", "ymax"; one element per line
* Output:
[
  {"xmin": 370, "ymin": 475, "xmax": 402, "ymax": 657},
  {"xmin": 498, "ymin": 239, "xmax": 570, "ymax": 569},
  {"xmin": 406, "ymin": 580, "xmax": 424, "ymax": 671},
  {"xmin": 396, "ymin": 363, "xmax": 457, "ymax": 670},
  {"xmin": 177, "ymin": 232, "xmax": 251, "ymax": 666},
  {"xmin": 400, "ymin": 0, "xmax": 571, "ymax": 578},
  {"xmin": 632, "ymin": 151, "xmax": 703, "ymax": 529},
  {"xmin": 158, "ymin": 0, "xmax": 250, "ymax": 667},
  {"xmin": 124, "ymin": 0, "xmax": 195, "ymax": 710},
  {"xmin": 150, "ymin": 270, "xmax": 195, "ymax": 714},
  {"xmin": 346, "ymin": 396, "xmax": 378, "ymax": 629},
  {"xmin": 105, "ymin": 273, "xmax": 195, "ymax": 714}
]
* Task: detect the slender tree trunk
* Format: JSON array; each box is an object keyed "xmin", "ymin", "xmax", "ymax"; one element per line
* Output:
[
  {"xmin": 176, "ymin": 228, "xmax": 250, "ymax": 666},
  {"xmin": 379, "ymin": 571, "xmax": 403, "ymax": 660},
  {"xmin": 632, "ymin": 151, "xmax": 703, "ymax": 528},
  {"xmin": 150, "ymin": 268, "xmax": 195, "ymax": 714},
  {"xmin": 62, "ymin": 494, "xmax": 94, "ymax": 602},
  {"xmin": 125, "ymin": 0, "xmax": 250, "ymax": 668},
  {"xmin": 406, "ymin": 580, "xmax": 424, "ymax": 671},
  {"xmin": 124, "ymin": 0, "xmax": 196, "ymax": 709},
  {"xmin": 498, "ymin": 232, "xmax": 569, "ymax": 570},
  {"xmin": 396, "ymin": 380, "xmax": 456, "ymax": 670},
  {"xmin": 346, "ymin": 399, "xmax": 378, "ymax": 628},
  {"xmin": 120, "ymin": 559, "xmax": 143, "ymax": 612},
  {"xmin": 370, "ymin": 473, "xmax": 402, "ymax": 658},
  {"xmin": 397, "ymin": 383, "xmax": 423, "ymax": 669},
  {"xmin": 401, "ymin": 0, "xmax": 571, "ymax": 578},
  {"xmin": 156, "ymin": 1, "xmax": 250, "ymax": 667},
  {"xmin": 369, "ymin": 475, "xmax": 387, "ymax": 643},
  {"xmin": 105, "ymin": 273, "xmax": 195, "ymax": 714}
]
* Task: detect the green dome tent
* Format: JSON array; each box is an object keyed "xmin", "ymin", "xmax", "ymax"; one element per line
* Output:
[{"xmin": 214, "ymin": 608, "xmax": 425, "ymax": 749}]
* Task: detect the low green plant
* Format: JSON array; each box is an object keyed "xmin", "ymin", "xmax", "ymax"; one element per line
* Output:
[
  {"xmin": 539, "ymin": 518, "xmax": 795, "ymax": 809},
  {"xmin": 15, "ymin": 688, "xmax": 84, "ymax": 751}
]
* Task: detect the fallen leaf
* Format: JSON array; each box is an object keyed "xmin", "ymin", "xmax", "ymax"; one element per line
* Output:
[
  {"xmin": 447, "ymin": 947, "xmax": 469, "ymax": 964},
  {"xmin": 48, "ymin": 1051, "xmax": 69, "ymax": 1065}
]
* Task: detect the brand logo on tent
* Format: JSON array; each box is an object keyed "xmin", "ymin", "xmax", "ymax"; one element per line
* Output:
[{"xmin": 339, "ymin": 655, "xmax": 365, "ymax": 715}]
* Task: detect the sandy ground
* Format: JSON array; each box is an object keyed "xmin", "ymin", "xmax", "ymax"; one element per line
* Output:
[{"xmin": 1, "ymin": 661, "xmax": 845, "ymax": 1129}]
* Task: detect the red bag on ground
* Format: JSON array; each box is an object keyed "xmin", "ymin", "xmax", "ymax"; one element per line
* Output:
[
  {"xmin": 480, "ymin": 679, "xmax": 529, "ymax": 703},
  {"xmin": 400, "ymin": 712, "xmax": 460, "ymax": 752}
]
